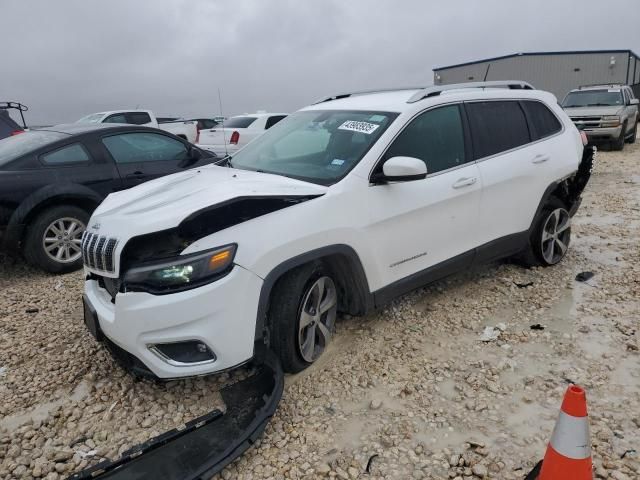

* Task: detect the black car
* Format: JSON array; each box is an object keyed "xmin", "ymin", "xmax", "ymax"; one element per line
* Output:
[{"xmin": 0, "ymin": 123, "xmax": 216, "ymax": 273}]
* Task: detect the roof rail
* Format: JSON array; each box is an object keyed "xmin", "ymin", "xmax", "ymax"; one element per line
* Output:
[
  {"xmin": 406, "ymin": 81, "xmax": 535, "ymax": 103},
  {"xmin": 312, "ymin": 86, "xmax": 427, "ymax": 105},
  {"xmin": 578, "ymin": 83, "xmax": 625, "ymax": 89}
]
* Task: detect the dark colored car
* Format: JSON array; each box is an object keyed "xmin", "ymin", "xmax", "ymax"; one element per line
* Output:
[{"xmin": 0, "ymin": 123, "xmax": 217, "ymax": 273}]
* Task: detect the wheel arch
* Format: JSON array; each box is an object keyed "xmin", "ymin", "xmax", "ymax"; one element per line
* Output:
[
  {"xmin": 253, "ymin": 244, "xmax": 373, "ymax": 343},
  {"xmin": 5, "ymin": 184, "xmax": 103, "ymax": 250}
]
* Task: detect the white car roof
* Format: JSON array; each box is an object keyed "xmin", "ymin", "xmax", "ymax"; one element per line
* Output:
[
  {"xmin": 233, "ymin": 112, "xmax": 288, "ymax": 118},
  {"xmin": 303, "ymin": 82, "xmax": 557, "ymax": 113}
]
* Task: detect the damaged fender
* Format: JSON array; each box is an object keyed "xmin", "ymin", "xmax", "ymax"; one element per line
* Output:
[{"xmin": 68, "ymin": 347, "xmax": 284, "ymax": 480}]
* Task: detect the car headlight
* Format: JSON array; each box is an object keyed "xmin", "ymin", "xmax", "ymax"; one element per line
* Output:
[
  {"xmin": 601, "ymin": 115, "xmax": 621, "ymax": 127},
  {"xmin": 123, "ymin": 244, "xmax": 236, "ymax": 294}
]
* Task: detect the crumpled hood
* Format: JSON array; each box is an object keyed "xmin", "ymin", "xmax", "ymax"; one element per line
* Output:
[
  {"xmin": 90, "ymin": 165, "xmax": 327, "ymax": 238},
  {"xmin": 564, "ymin": 106, "xmax": 623, "ymax": 117}
]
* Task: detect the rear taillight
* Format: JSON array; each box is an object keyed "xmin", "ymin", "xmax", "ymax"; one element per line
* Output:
[
  {"xmin": 580, "ymin": 131, "xmax": 588, "ymax": 146},
  {"xmin": 229, "ymin": 131, "xmax": 240, "ymax": 145},
  {"xmin": 10, "ymin": 130, "xmax": 24, "ymax": 136}
]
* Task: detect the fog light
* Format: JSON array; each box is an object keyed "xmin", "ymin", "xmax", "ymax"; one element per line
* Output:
[{"xmin": 149, "ymin": 340, "xmax": 216, "ymax": 366}]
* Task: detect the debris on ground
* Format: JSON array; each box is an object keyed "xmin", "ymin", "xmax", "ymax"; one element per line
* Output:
[
  {"xmin": 1, "ymin": 144, "xmax": 639, "ymax": 479},
  {"xmin": 575, "ymin": 271, "xmax": 595, "ymax": 282}
]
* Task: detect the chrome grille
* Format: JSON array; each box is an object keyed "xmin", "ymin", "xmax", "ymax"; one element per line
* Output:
[{"xmin": 82, "ymin": 232, "xmax": 119, "ymax": 273}]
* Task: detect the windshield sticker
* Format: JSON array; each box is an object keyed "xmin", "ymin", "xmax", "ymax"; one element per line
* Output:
[
  {"xmin": 369, "ymin": 115, "xmax": 386, "ymax": 122},
  {"xmin": 331, "ymin": 159, "xmax": 345, "ymax": 166},
  {"xmin": 608, "ymin": 89, "xmax": 621, "ymax": 92},
  {"xmin": 338, "ymin": 120, "xmax": 380, "ymax": 135}
]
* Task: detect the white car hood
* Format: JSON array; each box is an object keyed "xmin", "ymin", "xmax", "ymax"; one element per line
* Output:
[{"xmin": 91, "ymin": 165, "xmax": 327, "ymax": 239}]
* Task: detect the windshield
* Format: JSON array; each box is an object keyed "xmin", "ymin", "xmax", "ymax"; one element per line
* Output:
[
  {"xmin": 0, "ymin": 130, "xmax": 67, "ymax": 166},
  {"xmin": 76, "ymin": 113, "xmax": 105, "ymax": 123},
  {"xmin": 230, "ymin": 110, "xmax": 398, "ymax": 185},
  {"xmin": 562, "ymin": 90, "xmax": 624, "ymax": 108}
]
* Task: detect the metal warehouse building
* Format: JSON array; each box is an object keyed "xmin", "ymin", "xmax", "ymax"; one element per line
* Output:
[{"xmin": 433, "ymin": 50, "xmax": 640, "ymax": 101}]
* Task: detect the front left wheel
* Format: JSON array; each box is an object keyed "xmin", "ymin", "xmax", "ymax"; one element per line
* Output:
[{"xmin": 268, "ymin": 263, "xmax": 338, "ymax": 373}]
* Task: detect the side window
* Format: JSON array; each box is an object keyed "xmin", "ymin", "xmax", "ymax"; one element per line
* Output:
[
  {"xmin": 466, "ymin": 101, "xmax": 530, "ymax": 159},
  {"xmin": 102, "ymin": 132, "xmax": 188, "ymax": 164},
  {"xmin": 41, "ymin": 143, "xmax": 91, "ymax": 165},
  {"xmin": 383, "ymin": 104, "xmax": 467, "ymax": 174},
  {"xmin": 127, "ymin": 112, "xmax": 152, "ymax": 125},
  {"xmin": 522, "ymin": 101, "xmax": 562, "ymax": 140},
  {"xmin": 103, "ymin": 114, "xmax": 128, "ymax": 124},
  {"xmin": 265, "ymin": 115, "xmax": 287, "ymax": 130}
]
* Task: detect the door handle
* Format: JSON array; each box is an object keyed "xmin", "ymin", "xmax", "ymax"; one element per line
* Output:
[
  {"xmin": 532, "ymin": 154, "xmax": 550, "ymax": 164},
  {"xmin": 452, "ymin": 177, "xmax": 477, "ymax": 189},
  {"xmin": 127, "ymin": 171, "xmax": 144, "ymax": 178}
]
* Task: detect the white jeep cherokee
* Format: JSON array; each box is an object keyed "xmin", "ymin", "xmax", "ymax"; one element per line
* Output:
[{"xmin": 81, "ymin": 81, "xmax": 593, "ymax": 379}]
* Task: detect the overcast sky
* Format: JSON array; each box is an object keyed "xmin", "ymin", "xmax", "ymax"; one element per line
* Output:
[{"xmin": 2, "ymin": 0, "xmax": 639, "ymax": 125}]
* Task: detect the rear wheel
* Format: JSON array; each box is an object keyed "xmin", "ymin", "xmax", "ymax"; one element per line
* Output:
[
  {"xmin": 23, "ymin": 205, "xmax": 89, "ymax": 273},
  {"xmin": 519, "ymin": 198, "xmax": 571, "ymax": 267},
  {"xmin": 269, "ymin": 263, "xmax": 338, "ymax": 373},
  {"xmin": 612, "ymin": 124, "xmax": 626, "ymax": 150}
]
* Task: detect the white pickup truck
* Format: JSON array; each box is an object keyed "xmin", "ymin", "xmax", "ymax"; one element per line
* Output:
[
  {"xmin": 76, "ymin": 110, "xmax": 199, "ymax": 143},
  {"xmin": 196, "ymin": 112, "xmax": 287, "ymax": 156}
]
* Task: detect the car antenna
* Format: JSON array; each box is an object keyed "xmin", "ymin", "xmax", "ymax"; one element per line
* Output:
[
  {"xmin": 483, "ymin": 64, "xmax": 491, "ymax": 82},
  {"xmin": 217, "ymin": 88, "xmax": 228, "ymax": 158}
]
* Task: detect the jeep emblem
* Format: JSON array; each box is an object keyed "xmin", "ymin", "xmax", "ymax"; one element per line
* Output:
[{"xmin": 91, "ymin": 223, "xmax": 101, "ymax": 230}]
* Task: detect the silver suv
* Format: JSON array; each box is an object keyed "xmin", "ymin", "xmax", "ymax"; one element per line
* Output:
[{"xmin": 562, "ymin": 84, "xmax": 638, "ymax": 150}]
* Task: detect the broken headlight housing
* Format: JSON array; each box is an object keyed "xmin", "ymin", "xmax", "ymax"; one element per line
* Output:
[
  {"xmin": 122, "ymin": 244, "xmax": 236, "ymax": 294},
  {"xmin": 601, "ymin": 115, "xmax": 621, "ymax": 127}
]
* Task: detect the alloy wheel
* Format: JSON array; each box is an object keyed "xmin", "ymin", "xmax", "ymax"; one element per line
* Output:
[
  {"xmin": 42, "ymin": 217, "xmax": 85, "ymax": 264},
  {"xmin": 541, "ymin": 208, "xmax": 571, "ymax": 264},
  {"xmin": 297, "ymin": 276, "xmax": 338, "ymax": 363}
]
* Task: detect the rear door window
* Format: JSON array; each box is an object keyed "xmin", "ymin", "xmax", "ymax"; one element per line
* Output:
[
  {"xmin": 41, "ymin": 143, "xmax": 91, "ymax": 165},
  {"xmin": 102, "ymin": 132, "xmax": 188, "ymax": 164},
  {"xmin": 103, "ymin": 114, "xmax": 128, "ymax": 124},
  {"xmin": 265, "ymin": 115, "xmax": 287, "ymax": 129},
  {"xmin": 127, "ymin": 112, "xmax": 152, "ymax": 125},
  {"xmin": 521, "ymin": 101, "xmax": 562, "ymax": 140},
  {"xmin": 383, "ymin": 104, "xmax": 467, "ymax": 174},
  {"xmin": 466, "ymin": 101, "xmax": 531, "ymax": 159},
  {"xmin": 223, "ymin": 117, "xmax": 257, "ymax": 128}
]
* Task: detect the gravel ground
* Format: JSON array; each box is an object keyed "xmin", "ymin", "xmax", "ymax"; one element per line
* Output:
[{"xmin": 1, "ymin": 142, "xmax": 639, "ymax": 480}]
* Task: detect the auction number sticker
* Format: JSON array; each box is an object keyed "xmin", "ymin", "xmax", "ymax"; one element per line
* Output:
[{"xmin": 338, "ymin": 120, "xmax": 380, "ymax": 134}]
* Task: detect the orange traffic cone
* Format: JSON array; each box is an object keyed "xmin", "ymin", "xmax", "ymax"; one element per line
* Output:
[{"xmin": 535, "ymin": 384, "xmax": 593, "ymax": 479}]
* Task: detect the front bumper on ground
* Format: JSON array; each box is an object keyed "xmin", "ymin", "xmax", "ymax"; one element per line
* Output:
[
  {"xmin": 84, "ymin": 264, "xmax": 263, "ymax": 378},
  {"xmin": 69, "ymin": 346, "xmax": 284, "ymax": 480}
]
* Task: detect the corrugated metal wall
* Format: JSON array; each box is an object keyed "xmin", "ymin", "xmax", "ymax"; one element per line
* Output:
[{"xmin": 434, "ymin": 52, "xmax": 631, "ymax": 100}]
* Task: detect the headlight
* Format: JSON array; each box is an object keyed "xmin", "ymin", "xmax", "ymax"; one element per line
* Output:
[
  {"xmin": 123, "ymin": 244, "xmax": 236, "ymax": 294},
  {"xmin": 601, "ymin": 115, "xmax": 621, "ymax": 127}
]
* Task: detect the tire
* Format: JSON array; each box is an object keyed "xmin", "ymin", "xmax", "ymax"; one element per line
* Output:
[
  {"xmin": 612, "ymin": 124, "xmax": 626, "ymax": 151},
  {"xmin": 268, "ymin": 262, "xmax": 338, "ymax": 373},
  {"xmin": 626, "ymin": 122, "xmax": 637, "ymax": 144},
  {"xmin": 23, "ymin": 205, "xmax": 89, "ymax": 274},
  {"xmin": 519, "ymin": 197, "xmax": 571, "ymax": 268}
]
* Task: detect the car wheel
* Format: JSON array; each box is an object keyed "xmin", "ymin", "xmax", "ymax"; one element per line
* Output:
[
  {"xmin": 519, "ymin": 198, "xmax": 571, "ymax": 267},
  {"xmin": 269, "ymin": 263, "xmax": 338, "ymax": 373},
  {"xmin": 612, "ymin": 124, "xmax": 626, "ymax": 150},
  {"xmin": 23, "ymin": 205, "xmax": 89, "ymax": 274}
]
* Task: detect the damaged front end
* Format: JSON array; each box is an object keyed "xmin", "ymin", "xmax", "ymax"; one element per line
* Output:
[{"xmin": 68, "ymin": 347, "xmax": 284, "ymax": 480}]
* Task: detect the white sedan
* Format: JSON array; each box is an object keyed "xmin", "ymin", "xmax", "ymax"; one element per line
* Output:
[{"xmin": 196, "ymin": 112, "xmax": 287, "ymax": 156}]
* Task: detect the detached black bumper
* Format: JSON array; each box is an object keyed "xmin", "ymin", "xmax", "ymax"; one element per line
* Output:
[{"xmin": 68, "ymin": 347, "xmax": 284, "ymax": 480}]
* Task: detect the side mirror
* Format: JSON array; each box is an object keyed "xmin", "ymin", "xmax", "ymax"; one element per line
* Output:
[
  {"xmin": 630, "ymin": 98, "xmax": 639, "ymax": 105},
  {"xmin": 180, "ymin": 147, "xmax": 203, "ymax": 167},
  {"xmin": 372, "ymin": 156, "xmax": 427, "ymax": 183}
]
